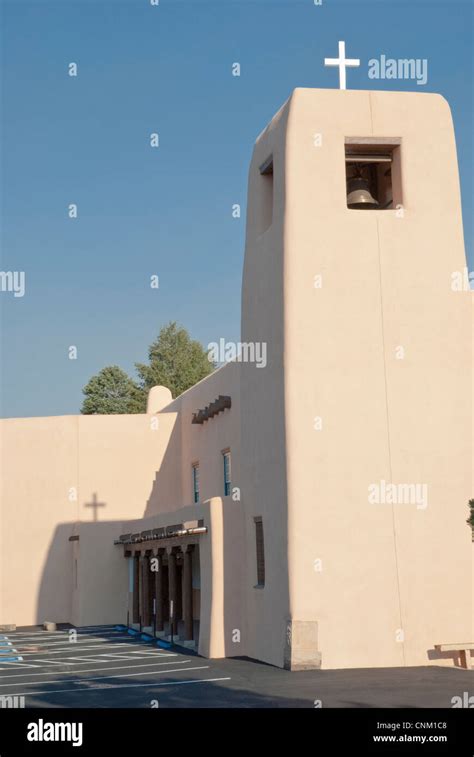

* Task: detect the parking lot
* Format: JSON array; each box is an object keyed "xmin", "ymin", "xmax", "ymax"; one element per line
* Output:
[{"xmin": 0, "ymin": 625, "xmax": 471, "ymax": 708}]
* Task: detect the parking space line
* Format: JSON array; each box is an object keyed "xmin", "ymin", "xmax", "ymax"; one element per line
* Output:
[
  {"xmin": 0, "ymin": 659, "xmax": 193, "ymax": 681},
  {"xmin": 23, "ymin": 652, "xmax": 176, "ymax": 665},
  {"xmin": 0, "ymin": 632, "xmax": 128, "ymax": 643},
  {"xmin": 16, "ymin": 676, "xmax": 232, "ymax": 698},
  {"xmin": 7, "ymin": 643, "xmax": 144, "ymax": 657},
  {"xmin": 27, "ymin": 660, "xmax": 70, "ymax": 666},
  {"xmin": 0, "ymin": 662, "xmax": 40, "ymax": 670},
  {"xmin": 14, "ymin": 634, "xmax": 128, "ymax": 642},
  {"xmin": 0, "ymin": 651, "xmax": 175, "ymax": 667},
  {"xmin": 99, "ymin": 651, "xmax": 170, "ymax": 658},
  {"xmin": 0, "ymin": 660, "xmax": 209, "ymax": 696},
  {"xmin": 3, "ymin": 628, "xmax": 122, "ymax": 635},
  {"xmin": 100, "ymin": 653, "xmax": 140, "ymax": 659},
  {"xmin": 0, "ymin": 633, "xmax": 126, "ymax": 644},
  {"xmin": 10, "ymin": 636, "xmax": 132, "ymax": 648},
  {"xmin": 12, "ymin": 650, "xmax": 174, "ymax": 661}
]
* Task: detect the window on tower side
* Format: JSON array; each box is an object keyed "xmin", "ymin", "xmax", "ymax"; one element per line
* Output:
[
  {"xmin": 222, "ymin": 450, "xmax": 231, "ymax": 496},
  {"xmin": 257, "ymin": 155, "xmax": 273, "ymax": 233},
  {"xmin": 192, "ymin": 463, "xmax": 200, "ymax": 504},
  {"xmin": 254, "ymin": 517, "xmax": 265, "ymax": 588},
  {"xmin": 344, "ymin": 138, "xmax": 402, "ymax": 210}
]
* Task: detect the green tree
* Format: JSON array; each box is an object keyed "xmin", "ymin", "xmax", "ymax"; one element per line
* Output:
[
  {"xmin": 467, "ymin": 499, "xmax": 474, "ymax": 533},
  {"xmin": 136, "ymin": 321, "xmax": 214, "ymax": 399},
  {"xmin": 81, "ymin": 366, "xmax": 146, "ymax": 415}
]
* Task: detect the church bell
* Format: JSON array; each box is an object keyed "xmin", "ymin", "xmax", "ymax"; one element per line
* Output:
[{"xmin": 346, "ymin": 175, "xmax": 379, "ymax": 209}]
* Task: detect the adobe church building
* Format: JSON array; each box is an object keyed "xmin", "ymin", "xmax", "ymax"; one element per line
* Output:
[{"xmin": 1, "ymin": 89, "xmax": 473, "ymax": 671}]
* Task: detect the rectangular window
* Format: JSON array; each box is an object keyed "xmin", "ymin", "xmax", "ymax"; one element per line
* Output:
[
  {"xmin": 257, "ymin": 155, "xmax": 273, "ymax": 234},
  {"xmin": 192, "ymin": 463, "xmax": 200, "ymax": 504},
  {"xmin": 254, "ymin": 517, "xmax": 265, "ymax": 587},
  {"xmin": 223, "ymin": 450, "xmax": 231, "ymax": 496},
  {"xmin": 344, "ymin": 138, "xmax": 402, "ymax": 210}
]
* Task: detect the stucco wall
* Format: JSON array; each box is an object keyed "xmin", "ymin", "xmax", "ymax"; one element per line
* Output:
[
  {"xmin": 240, "ymin": 88, "xmax": 472, "ymax": 669},
  {"xmin": 0, "ymin": 413, "xmax": 178, "ymax": 626},
  {"xmin": 240, "ymin": 97, "xmax": 292, "ymax": 669},
  {"xmin": 284, "ymin": 89, "xmax": 471, "ymax": 668},
  {"xmin": 0, "ymin": 363, "xmax": 240, "ymax": 630},
  {"xmin": 471, "ymin": 293, "xmax": 474, "ymax": 654},
  {"xmin": 144, "ymin": 361, "xmax": 240, "ymax": 517}
]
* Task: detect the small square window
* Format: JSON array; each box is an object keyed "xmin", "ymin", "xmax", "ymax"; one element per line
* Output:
[{"xmin": 345, "ymin": 138, "xmax": 402, "ymax": 210}]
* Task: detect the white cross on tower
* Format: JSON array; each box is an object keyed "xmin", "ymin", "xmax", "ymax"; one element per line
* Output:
[{"xmin": 324, "ymin": 40, "xmax": 360, "ymax": 90}]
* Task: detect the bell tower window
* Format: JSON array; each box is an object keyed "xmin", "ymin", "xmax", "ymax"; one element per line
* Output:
[{"xmin": 345, "ymin": 138, "xmax": 402, "ymax": 210}]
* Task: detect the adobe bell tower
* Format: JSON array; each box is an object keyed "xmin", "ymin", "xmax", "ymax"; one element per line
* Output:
[{"xmin": 240, "ymin": 88, "xmax": 472, "ymax": 670}]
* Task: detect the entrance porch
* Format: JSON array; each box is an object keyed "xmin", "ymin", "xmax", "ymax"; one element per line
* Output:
[{"xmin": 118, "ymin": 527, "xmax": 204, "ymax": 648}]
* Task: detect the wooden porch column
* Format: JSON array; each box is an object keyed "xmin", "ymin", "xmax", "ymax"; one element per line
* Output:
[
  {"xmin": 182, "ymin": 545, "xmax": 194, "ymax": 641},
  {"xmin": 140, "ymin": 554, "xmax": 151, "ymax": 627},
  {"xmin": 154, "ymin": 550, "xmax": 164, "ymax": 632},
  {"xmin": 133, "ymin": 553, "xmax": 140, "ymax": 624},
  {"xmin": 167, "ymin": 548, "xmax": 177, "ymax": 636}
]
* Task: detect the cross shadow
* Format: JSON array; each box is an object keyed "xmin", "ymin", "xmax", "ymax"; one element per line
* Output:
[{"xmin": 84, "ymin": 493, "xmax": 107, "ymax": 522}]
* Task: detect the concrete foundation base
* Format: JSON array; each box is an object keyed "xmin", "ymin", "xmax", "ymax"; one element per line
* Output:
[{"xmin": 284, "ymin": 620, "xmax": 322, "ymax": 671}]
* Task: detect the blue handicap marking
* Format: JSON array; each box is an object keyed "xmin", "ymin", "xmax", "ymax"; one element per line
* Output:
[
  {"xmin": 0, "ymin": 635, "xmax": 23, "ymax": 662},
  {"xmin": 156, "ymin": 639, "xmax": 172, "ymax": 649}
]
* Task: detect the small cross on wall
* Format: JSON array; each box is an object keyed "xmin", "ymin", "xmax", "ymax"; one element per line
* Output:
[{"xmin": 324, "ymin": 40, "xmax": 360, "ymax": 90}]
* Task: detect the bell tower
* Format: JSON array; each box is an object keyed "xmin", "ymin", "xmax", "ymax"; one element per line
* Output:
[{"xmin": 241, "ymin": 88, "xmax": 472, "ymax": 670}]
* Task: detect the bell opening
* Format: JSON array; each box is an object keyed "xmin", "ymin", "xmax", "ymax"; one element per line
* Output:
[{"xmin": 345, "ymin": 142, "xmax": 401, "ymax": 211}]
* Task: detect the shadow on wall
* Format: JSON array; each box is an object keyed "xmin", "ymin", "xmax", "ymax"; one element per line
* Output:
[
  {"xmin": 35, "ymin": 522, "xmax": 75, "ymax": 625},
  {"xmin": 427, "ymin": 646, "xmax": 472, "ymax": 669},
  {"xmin": 83, "ymin": 492, "xmax": 107, "ymax": 522},
  {"xmin": 36, "ymin": 518, "xmax": 130, "ymax": 627},
  {"xmin": 143, "ymin": 412, "xmax": 182, "ymax": 519},
  {"xmin": 221, "ymin": 499, "xmax": 246, "ymax": 659},
  {"xmin": 34, "ymin": 405, "xmax": 247, "ymax": 633},
  {"xmin": 34, "ymin": 413, "xmax": 182, "ymax": 627},
  {"xmin": 34, "ymin": 408, "xmax": 187, "ymax": 627}
]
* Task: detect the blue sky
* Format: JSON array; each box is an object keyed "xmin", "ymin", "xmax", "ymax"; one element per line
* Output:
[{"xmin": 1, "ymin": 0, "xmax": 472, "ymax": 417}]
